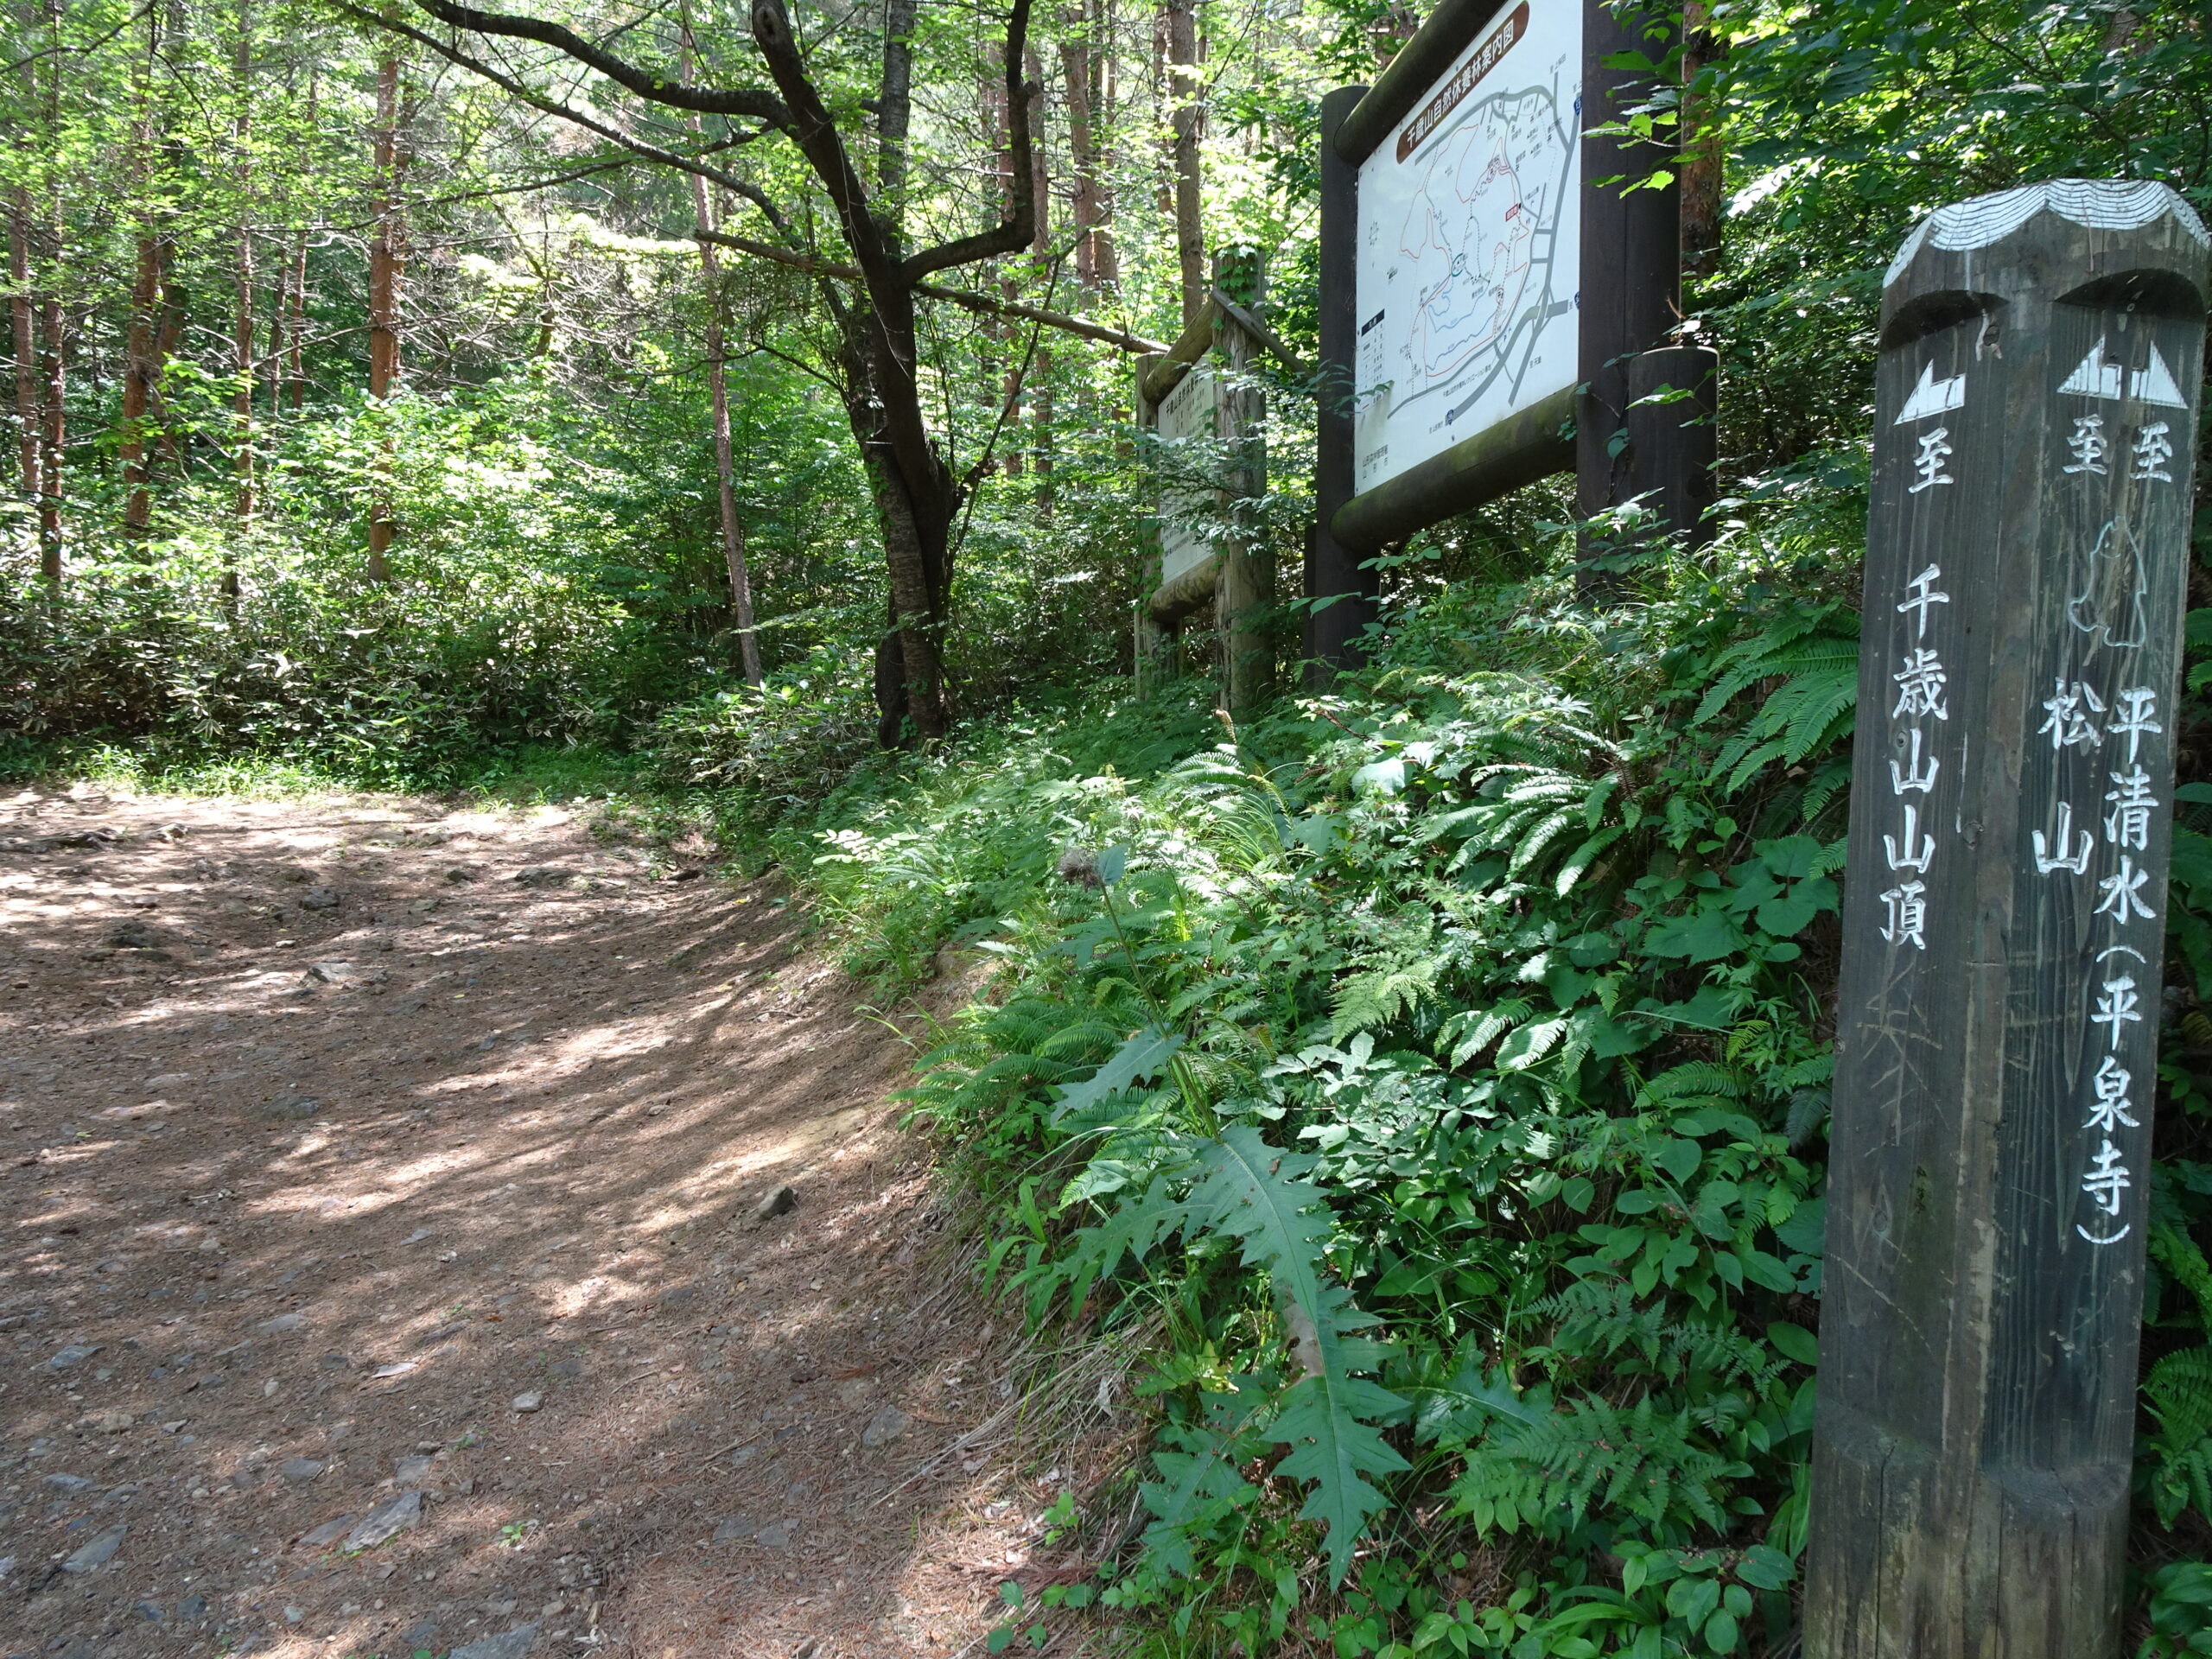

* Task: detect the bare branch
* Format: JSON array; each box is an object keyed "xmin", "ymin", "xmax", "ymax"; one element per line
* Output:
[
  {"xmin": 698, "ymin": 229, "xmax": 1170, "ymax": 354},
  {"xmin": 900, "ymin": 0, "xmax": 1038, "ymax": 280},
  {"xmin": 409, "ymin": 0, "xmax": 793, "ymax": 126},
  {"xmin": 3, "ymin": 0, "xmax": 158, "ymax": 76},
  {"xmin": 332, "ymin": 1, "xmax": 781, "ymax": 216}
]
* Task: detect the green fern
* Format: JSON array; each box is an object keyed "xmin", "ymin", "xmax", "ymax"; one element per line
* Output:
[
  {"xmin": 1330, "ymin": 953, "xmax": 1443, "ymax": 1040},
  {"xmin": 1446, "ymin": 1389, "xmax": 1750, "ymax": 1538},
  {"xmin": 2145, "ymin": 1348, "xmax": 2212, "ymax": 1527},
  {"xmin": 1529, "ymin": 1281, "xmax": 1788, "ymax": 1399},
  {"xmin": 2153, "ymin": 1221, "xmax": 2212, "ymax": 1334},
  {"xmin": 2143, "ymin": 1223, "xmax": 2212, "ymax": 1529},
  {"xmin": 1690, "ymin": 606, "xmax": 1861, "ymax": 796}
]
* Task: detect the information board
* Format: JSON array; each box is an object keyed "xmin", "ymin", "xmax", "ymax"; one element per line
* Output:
[
  {"xmin": 1351, "ymin": 0, "xmax": 1580, "ymax": 495},
  {"xmin": 1156, "ymin": 366, "xmax": 1223, "ymax": 585}
]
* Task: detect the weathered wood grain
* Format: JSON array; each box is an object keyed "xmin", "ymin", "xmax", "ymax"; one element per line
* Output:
[
  {"xmin": 1307, "ymin": 83, "xmax": 1374, "ymax": 683},
  {"xmin": 1806, "ymin": 181, "xmax": 2209, "ymax": 1659}
]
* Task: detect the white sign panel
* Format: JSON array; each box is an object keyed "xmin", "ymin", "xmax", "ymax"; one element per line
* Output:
[
  {"xmin": 1353, "ymin": 0, "xmax": 1580, "ymax": 496},
  {"xmin": 1157, "ymin": 367, "xmax": 1223, "ymax": 584}
]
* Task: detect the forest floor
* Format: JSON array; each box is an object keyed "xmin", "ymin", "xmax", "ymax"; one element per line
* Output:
[{"xmin": 0, "ymin": 784, "xmax": 1103, "ymax": 1659}]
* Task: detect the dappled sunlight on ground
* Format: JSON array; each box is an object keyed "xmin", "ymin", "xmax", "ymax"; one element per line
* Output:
[{"xmin": 0, "ymin": 787, "xmax": 1118, "ymax": 1658}]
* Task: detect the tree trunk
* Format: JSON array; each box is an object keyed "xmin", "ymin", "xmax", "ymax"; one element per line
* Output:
[
  {"xmin": 1096, "ymin": 0, "xmax": 1119, "ymax": 288},
  {"xmin": 1058, "ymin": 4, "xmax": 1117, "ymax": 294},
  {"xmin": 115, "ymin": 3, "xmax": 162, "ymax": 538},
  {"xmin": 285, "ymin": 230, "xmax": 307, "ymax": 409},
  {"xmin": 1026, "ymin": 46, "xmax": 1053, "ymax": 512},
  {"xmin": 8, "ymin": 191, "xmax": 37, "ymax": 534},
  {"xmin": 875, "ymin": 0, "xmax": 917, "ymax": 233},
  {"xmin": 989, "ymin": 46, "xmax": 1022, "ymax": 474},
  {"xmin": 153, "ymin": 239, "xmax": 186, "ymax": 471},
  {"xmin": 287, "ymin": 70, "xmax": 313, "ymax": 411},
  {"xmin": 1164, "ymin": 0, "xmax": 1204, "ymax": 330},
  {"xmin": 121, "ymin": 233, "xmax": 161, "ymax": 537},
  {"xmin": 230, "ymin": 0, "xmax": 254, "ymax": 556},
  {"xmin": 865, "ymin": 448, "xmax": 951, "ymax": 743},
  {"xmin": 36, "ymin": 292, "xmax": 62, "ymax": 582},
  {"xmin": 1680, "ymin": 0, "xmax": 1726, "ymax": 280},
  {"xmin": 29, "ymin": 0, "xmax": 60, "ymax": 582},
  {"xmin": 681, "ymin": 16, "xmax": 763, "ymax": 686},
  {"xmin": 266, "ymin": 242, "xmax": 286, "ymax": 414},
  {"xmin": 366, "ymin": 53, "xmax": 407, "ymax": 582}
]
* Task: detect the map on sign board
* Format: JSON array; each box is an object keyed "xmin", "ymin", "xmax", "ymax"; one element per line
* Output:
[
  {"xmin": 1157, "ymin": 367, "xmax": 1223, "ymax": 584},
  {"xmin": 1353, "ymin": 0, "xmax": 1580, "ymax": 496}
]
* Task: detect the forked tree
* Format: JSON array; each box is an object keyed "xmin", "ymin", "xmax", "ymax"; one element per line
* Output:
[{"xmin": 341, "ymin": 0, "xmax": 1064, "ymax": 744}]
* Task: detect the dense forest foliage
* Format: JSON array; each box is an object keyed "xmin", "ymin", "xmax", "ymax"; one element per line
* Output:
[{"xmin": 5, "ymin": 0, "xmax": 2212, "ymax": 1651}]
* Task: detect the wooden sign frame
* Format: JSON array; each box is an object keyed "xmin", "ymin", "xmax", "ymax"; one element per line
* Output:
[{"xmin": 1309, "ymin": 0, "xmax": 1713, "ymax": 671}]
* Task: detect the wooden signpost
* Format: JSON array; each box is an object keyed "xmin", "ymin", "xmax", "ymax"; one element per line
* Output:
[
  {"xmin": 1135, "ymin": 248, "xmax": 1295, "ymax": 712},
  {"xmin": 1806, "ymin": 180, "xmax": 2208, "ymax": 1659},
  {"xmin": 1305, "ymin": 0, "xmax": 1713, "ymax": 674}
]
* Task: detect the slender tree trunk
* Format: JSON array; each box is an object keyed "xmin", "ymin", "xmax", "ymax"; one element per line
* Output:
[
  {"xmin": 1058, "ymin": 10, "xmax": 1110, "ymax": 295},
  {"xmin": 1093, "ymin": 0, "xmax": 1120, "ymax": 290},
  {"xmin": 681, "ymin": 17, "xmax": 762, "ymax": 686},
  {"xmin": 1680, "ymin": 0, "xmax": 1726, "ymax": 280},
  {"xmin": 36, "ymin": 291, "xmax": 61, "ymax": 582},
  {"xmin": 1165, "ymin": 0, "xmax": 1203, "ymax": 328},
  {"xmin": 1025, "ymin": 47, "xmax": 1053, "ymax": 513},
  {"xmin": 287, "ymin": 70, "xmax": 313, "ymax": 411},
  {"xmin": 152, "ymin": 239, "xmax": 185, "ymax": 471},
  {"xmin": 285, "ymin": 230, "xmax": 306, "ymax": 409},
  {"xmin": 988, "ymin": 47, "xmax": 1023, "ymax": 474},
  {"xmin": 121, "ymin": 234, "xmax": 161, "ymax": 537},
  {"xmin": 875, "ymin": 0, "xmax": 917, "ymax": 237},
  {"xmin": 116, "ymin": 4, "xmax": 162, "ymax": 537},
  {"xmin": 8, "ymin": 192, "xmax": 37, "ymax": 531},
  {"xmin": 365, "ymin": 53, "xmax": 407, "ymax": 582},
  {"xmin": 265, "ymin": 243, "xmax": 285, "ymax": 414},
  {"xmin": 230, "ymin": 0, "xmax": 254, "ymax": 559},
  {"xmin": 29, "ymin": 0, "xmax": 60, "ymax": 582}
]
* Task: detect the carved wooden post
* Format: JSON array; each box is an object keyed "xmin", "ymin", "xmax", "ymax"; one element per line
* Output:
[{"xmin": 1807, "ymin": 181, "xmax": 2208, "ymax": 1659}]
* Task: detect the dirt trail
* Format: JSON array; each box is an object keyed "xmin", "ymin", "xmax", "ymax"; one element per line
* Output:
[{"xmin": 0, "ymin": 785, "xmax": 1060, "ymax": 1659}]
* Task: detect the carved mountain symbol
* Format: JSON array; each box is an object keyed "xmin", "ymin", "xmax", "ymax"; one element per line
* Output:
[
  {"xmin": 1893, "ymin": 361, "xmax": 1966, "ymax": 423},
  {"xmin": 2058, "ymin": 337, "xmax": 2123, "ymax": 399},
  {"xmin": 2130, "ymin": 344, "xmax": 2190, "ymax": 409},
  {"xmin": 2066, "ymin": 518, "xmax": 2149, "ymax": 650}
]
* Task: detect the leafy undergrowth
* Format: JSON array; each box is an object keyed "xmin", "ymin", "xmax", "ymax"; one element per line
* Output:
[{"xmin": 759, "ymin": 538, "xmax": 2212, "ymax": 1656}]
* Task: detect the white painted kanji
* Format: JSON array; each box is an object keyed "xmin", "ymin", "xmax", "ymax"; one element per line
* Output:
[
  {"xmin": 2038, "ymin": 679, "xmax": 2107, "ymax": 751},
  {"xmin": 1893, "ymin": 650, "xmax": 1950, "ymax": 721},
  {"xmin": 1878, "ymin": 880, "xmax": 1929, "ymax": 950}
]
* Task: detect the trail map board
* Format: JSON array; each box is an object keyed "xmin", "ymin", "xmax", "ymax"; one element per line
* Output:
[
  {"xmin": 1352, "ymin": 0, "xmax": 1580, "ymax": 496},
  {"xmin": 1157, "ymin": 366, "xmax": 1223, "ymax": 586}
]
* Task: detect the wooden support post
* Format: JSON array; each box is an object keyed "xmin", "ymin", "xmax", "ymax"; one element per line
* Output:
[
  {"xmin": 1625, "ymin": 343, "xmax": 1716, "ymax": 547},
  {"xmin": 1217, "ymin": 247, "xmax": 1270, "ymax": 715},
  {"xmin": 1134, "ymin": 350, "xmax": 1177, "ymax": 691},
  {"xmin": 1574, "ymin": 0, "xmax": 1681, "ymax": 594},
  {"xmin": 1806, "ymin": 181, "xmax": 2208, "ymax": 1659},
  {"xmin": 1307, "ymin": 83, "xmax": 1372, "ymax": 686}
]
